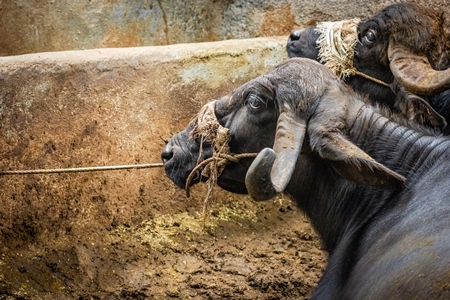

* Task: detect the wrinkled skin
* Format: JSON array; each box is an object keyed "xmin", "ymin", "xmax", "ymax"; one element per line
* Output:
[
  {"xmin": 162, "ymin": 58, "xmax": 450, "ymax": 299},
  {"xmin": 286, "ymin": 3, "xmax": 450, "ymax": 132}
]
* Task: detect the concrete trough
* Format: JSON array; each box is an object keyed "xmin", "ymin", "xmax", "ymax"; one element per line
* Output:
[{"xmin": 0, "ymin": 37, "xmax": 287, "ymax": 247}]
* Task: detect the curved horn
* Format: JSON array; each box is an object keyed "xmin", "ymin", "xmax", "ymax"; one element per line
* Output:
[
  {"xmin": 388, "ymin": 43, "xmax": 450, "ymax": 95},
  {"xmin": 245, "ymin": 112, "xmax": 306, "ymax": 201},
  {"xmin": 245, "ymin": 148, "xmax": 278, "ymax": 201}
]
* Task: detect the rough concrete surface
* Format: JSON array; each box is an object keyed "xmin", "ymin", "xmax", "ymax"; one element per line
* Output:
[
  {"xmin": 0, "ymin": 37, "xmax": 286, "ymax": 245},
  {"xmin": 1, "ymin": 0, "xmax": 449, "ymax": 56}
]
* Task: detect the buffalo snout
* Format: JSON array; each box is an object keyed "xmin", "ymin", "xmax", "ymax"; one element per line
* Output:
[
  {"xmin": 286, "ymin": 27, "xmax": 320, "ymax": 60},
  {"xmin": 162, "ymin": 128, "xmax": 211, "ymax": 189}
]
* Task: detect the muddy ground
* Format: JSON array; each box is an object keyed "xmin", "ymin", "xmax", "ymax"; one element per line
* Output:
[{"xmin": 0, "ymin": 186, "xmax": 326, "ymax": 300}]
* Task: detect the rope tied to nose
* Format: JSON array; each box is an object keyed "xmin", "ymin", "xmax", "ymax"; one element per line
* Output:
[
  {"xmin": 186, "ymin": 101, "xmax": 257, "ymax": 218},
  {"xmin": 316, "ymin": 18, "xmax": 390, "ymax": 87}
]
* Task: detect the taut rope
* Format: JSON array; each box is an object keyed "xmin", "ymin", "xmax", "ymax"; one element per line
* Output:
[
  {"xmin": 0, "ymin": 163, "xmax": 164, "ymax": 175},
  {"xmin": 352, "ymin": 70, "xmax": 390, "ymax": 87}
]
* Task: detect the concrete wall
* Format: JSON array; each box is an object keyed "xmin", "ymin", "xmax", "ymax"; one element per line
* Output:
[
  {"xmin": 0, "ymin": 37, "xmax": 287, "ymax": 247},
  {"xmin": 1, "ymin": 0, "xmax": 449, "ymax": 56}
]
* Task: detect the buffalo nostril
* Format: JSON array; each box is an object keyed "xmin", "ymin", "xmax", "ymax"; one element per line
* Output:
[
  {"xmin": 161, "ymin": 145, "xmax": 174, "ymax": 164},
  {"xmin": 288, "ymin": 29, "xmax": 302, "ymax": 42}
]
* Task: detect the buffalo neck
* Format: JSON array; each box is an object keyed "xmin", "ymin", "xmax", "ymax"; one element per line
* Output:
[
  {"xmin": 285, "ymin": 104, "xmax": 450, "ymax": 253},
  {"xmin": 350, "ymin": 106, "xmax": 450, "ymax": 184}
]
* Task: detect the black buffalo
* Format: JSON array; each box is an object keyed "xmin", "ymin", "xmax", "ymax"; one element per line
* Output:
[
  {"xmin": 162, "ymin": 58, "xmax": 450, "ymax": 299},
  {"xmin": 287, "ymin": 3, "xmax": 450, "ymax": 132}
]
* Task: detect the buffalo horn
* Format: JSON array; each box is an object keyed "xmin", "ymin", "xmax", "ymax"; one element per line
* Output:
[
  {"xmin": 245, "ymin": 148, "xmax": 278, "ymax": 201},
  {"xmin": 388, "ymin": 42, "xmax": 450, "ymax": 95},
  {"xmin": 245, "ymin": 112, "xmax": 306, "ymax": 200}
]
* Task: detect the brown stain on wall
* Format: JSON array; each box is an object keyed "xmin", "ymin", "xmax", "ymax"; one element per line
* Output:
[
  {"xmin": 101, "ymin": 23, "xmax": 142, "ymax": 48},
  {"xmin": 156, "ymin": 0, "xmax": 170, "ymax": 45},
  {"xmin": 261, "ymin": 5, "xmax": 297, "ymax": 36}
]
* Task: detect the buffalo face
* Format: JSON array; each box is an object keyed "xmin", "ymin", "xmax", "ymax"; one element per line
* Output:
[
  {"xmin": 286, "ymin": 19, "xmax": 395, "ymax": 108},
  {"xmin": 161, "ymin": 74, "xmax": 278, "ymax": 195},
  {"xmin": 287, "ymin": 3, "xmax": 450, "ymax": 95}
]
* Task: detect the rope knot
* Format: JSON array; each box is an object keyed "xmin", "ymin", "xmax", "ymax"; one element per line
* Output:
[
  {"xmin": 186, "ymin": 101, "xmax": 257, "ymax": 221},
  {"xmin": 186, "ymin": 101, "xmax": 232, "ymax": 216},
  {"xmin": 190, "ymin": 101, "xmax": 230, "ymax": 155}
]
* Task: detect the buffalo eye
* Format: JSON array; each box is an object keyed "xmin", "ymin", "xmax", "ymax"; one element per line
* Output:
[
  {"xmin": 362, "ymin": 29, "xmax": 377, "ymax": 45},
  {"xmin": 245, "ymin": 93, "xmax": 267, "ymax": 111}
]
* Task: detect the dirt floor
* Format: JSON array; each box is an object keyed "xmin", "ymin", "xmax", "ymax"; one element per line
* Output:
[{"xmin": 0, "ymin": 188, "xmax": 326, "ymax": 300}]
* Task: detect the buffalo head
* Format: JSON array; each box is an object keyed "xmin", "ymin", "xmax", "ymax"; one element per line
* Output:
[{"xmin": 162, "ymin": 58, "xmax": 404, "ymax": 201}]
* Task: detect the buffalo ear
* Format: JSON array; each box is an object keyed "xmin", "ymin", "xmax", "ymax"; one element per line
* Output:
[
  {"xmin": 391, "ymin": 82, "xmax": 447, "ymax": 130},
  {"xmin": 313, "ymin": 131, "xmax": 406, "ymax": 187}
]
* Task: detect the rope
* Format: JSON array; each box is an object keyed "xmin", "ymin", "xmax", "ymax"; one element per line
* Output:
[
  {"xmin": 352, "ymin": 69, "xmax": 390, "ymax": 87},
  {"xmin": 316, "ymin": 18, "xmax": 360, "ymax": 79},
  {"xmin": 185, "ymin": 152, "xmax": 258, "ymax": 198},
  {"xmin": 183, "ymin": 100, "xmax": 260, "ymax": 222},
  {"xmin": 316, "ymin": 19, "xmax": 391, "ymax": 88},
  {"xmin": 0, "ymin": 163, "xmax": 164, "ymax": 176}
]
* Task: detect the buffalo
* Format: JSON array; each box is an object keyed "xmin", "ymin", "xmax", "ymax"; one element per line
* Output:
[
  {"xmin": 287, "ymin": 3, "xmax": 450, "ymax": 132},
  {"xmin": 162, "ymin": 58, "xmax": 450, "ymax": 299}
]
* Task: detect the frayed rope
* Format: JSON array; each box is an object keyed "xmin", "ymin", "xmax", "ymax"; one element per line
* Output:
[
  {"xmin": 315, "ymin": 18, "xmax": 390, "ymax": 87},
  {"xmin": 316, "ymin": 18, "xmax": 360, "ymax": 79},
  {"xmin": 186, "ymin": 101, "xmax": 257, "ymax": 221}
]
